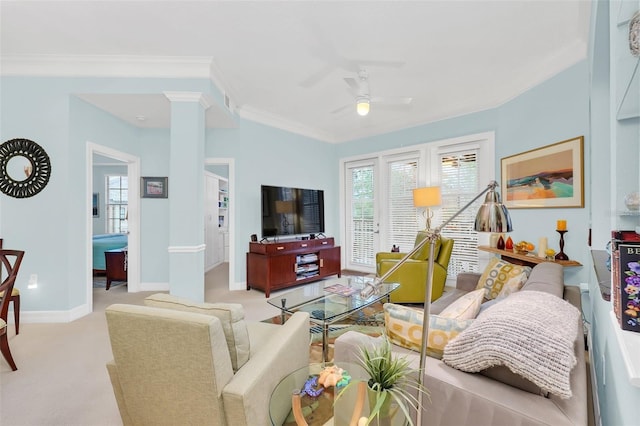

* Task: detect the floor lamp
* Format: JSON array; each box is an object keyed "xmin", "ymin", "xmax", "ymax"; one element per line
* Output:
[{"xmin": 360, "ymin": 180, "xmax": 513, "ymax": 424}]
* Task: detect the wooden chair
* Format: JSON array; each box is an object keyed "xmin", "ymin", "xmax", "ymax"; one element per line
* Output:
[
  {"xmin": 0, "ymin": 240, "xmax": 19, "ymax": 334},
  {"xmin": 0, "ymin": 288, "xmax": 20, "ymax": 335},
  {"xmin": 0, "ymin": 249, "xmax": 24, "ymax": 371}
]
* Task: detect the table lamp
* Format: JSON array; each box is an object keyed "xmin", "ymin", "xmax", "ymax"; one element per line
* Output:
[
  {"xmin": 413, "ymin": 186, "xmax": 441, "ymax": 230},
  {"xmin": 361, "ymin": 180, "xmax": 513, "ymax": 424}
]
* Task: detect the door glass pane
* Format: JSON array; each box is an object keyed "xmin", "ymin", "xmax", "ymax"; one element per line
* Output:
[
  {"xmin": 347, "ymin": 164, "xmax": 375, "ymax": 267},
  {"xmin": 106, "ymin": 175, "xmax": 128, "ymax": 234}
]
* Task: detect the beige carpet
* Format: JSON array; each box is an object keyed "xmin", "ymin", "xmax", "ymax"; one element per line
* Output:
[{"xmin": 0, "ymin": 265, "xmax": 375, "ymax": 425}]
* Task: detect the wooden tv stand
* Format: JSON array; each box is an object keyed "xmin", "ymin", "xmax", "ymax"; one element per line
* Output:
[{"xmin": 246, "ymin": 237, "xmax": 341, "ymax": 297}]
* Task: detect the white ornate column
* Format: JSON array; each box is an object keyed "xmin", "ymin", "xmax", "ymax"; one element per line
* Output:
[{"xmin": 164, "ymin": 91, "xmax": 210, "ymax": 301}]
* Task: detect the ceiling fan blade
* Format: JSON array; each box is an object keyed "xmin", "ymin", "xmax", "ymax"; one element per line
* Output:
[
  {"xmin": 371, "ymin": 96, "xmax": 413, "ymax": 105},
  {"xmin": 299, "ymin": 64, "xmax": 334, "ymax": 88},
  {"xmin": 343, "ymin": 77, "xmax": 360, "ymax": 91},
  {"xmin": 331, "ymin": 104, "xmax": 352, "ymax": 114}
]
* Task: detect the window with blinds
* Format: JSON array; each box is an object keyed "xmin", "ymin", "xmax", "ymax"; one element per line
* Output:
[
  {"xmin": 439, "ymin": 151, "xmax": 480, "ymax": 275},
  {"xmin": 346, "ymin": 164, "xmax": 375, "ymax": 267},
  {"xmin": 386, "ymin": 158, "xmax": 419, "ymax": 253},
  {"xmin": 107, "ymin": 175, "xmax": 128, "ymax": 234}
]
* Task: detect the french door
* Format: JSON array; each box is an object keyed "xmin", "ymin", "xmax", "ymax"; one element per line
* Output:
[
  {"xmin": 344, "ymin": 159, "xmax": 379, "ymax": 271},
  {"xmin": 342, "ymin": 132, "xmax": 494, "ymax": 276},
  {"xmin": 343, "ymin": 152, "xmax": 423, "ymax": 272}
]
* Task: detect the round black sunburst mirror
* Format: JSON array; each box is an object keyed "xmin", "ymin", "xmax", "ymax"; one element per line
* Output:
[{"xmin": 0, "ymin": 138, "xmax": 52, "ymax": 198}]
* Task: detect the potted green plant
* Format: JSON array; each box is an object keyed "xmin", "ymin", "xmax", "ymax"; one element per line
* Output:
[{"xmin": 337, "ymin": 334, "xmax": 429, "ymax": 426}]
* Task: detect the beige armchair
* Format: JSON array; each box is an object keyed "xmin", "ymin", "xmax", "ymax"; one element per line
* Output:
[{"xmin": 105, "ymin": 294, "xmax": 310, "ymax": 426}]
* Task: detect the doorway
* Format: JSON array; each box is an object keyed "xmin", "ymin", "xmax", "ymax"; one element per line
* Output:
[
  {"xmin": 87, "ymin": 142, "xmax": 140, "ymax": 311},
  {"xmin": 204, "ymin": 158, "xmax": 236, "ymax": 291}
]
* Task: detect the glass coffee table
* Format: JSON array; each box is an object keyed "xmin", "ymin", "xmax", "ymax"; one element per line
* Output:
[
  {"xmin": 269, "ymin": 362, "xmax": 407, "ymax": 426},
  {"xmin": 267, "ymin": 276, "xmax": 399, "ymax": 362},
  {"xmin": 269, "ymin": 362, "xmax": 365, "ymax": 426}
]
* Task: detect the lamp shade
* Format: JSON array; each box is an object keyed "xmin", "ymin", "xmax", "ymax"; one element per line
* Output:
[
  {"xmin": 356, "ymin": 97, "xmax": 370, "ymax": 116},
  {"xmin": 413, "ymin": 186, "xmax": 442, "ymax": 207},
  {"xmin": 474, "ymin": 187, "xmax": 513, "ymax": 233}
]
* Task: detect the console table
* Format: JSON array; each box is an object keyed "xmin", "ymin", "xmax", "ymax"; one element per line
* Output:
[
  {"xmin": 246, "ymin": 237, "xmax": 341, "ymax": 297},
  {"xmin": 478, "ymin": 245, "xmax": 582, "ymax": 268}
]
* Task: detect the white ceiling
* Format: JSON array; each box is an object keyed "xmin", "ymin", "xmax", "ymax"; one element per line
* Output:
[{"xmin": 0, "ymin": 1, "xmax": 591, "ymax": 143}]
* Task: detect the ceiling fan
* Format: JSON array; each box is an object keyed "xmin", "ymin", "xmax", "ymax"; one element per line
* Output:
[{"xmin": 331, "ymin": 68, "xmax": 413, "ymax": 116}]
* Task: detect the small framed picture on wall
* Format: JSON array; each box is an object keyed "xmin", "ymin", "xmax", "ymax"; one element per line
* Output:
[
  {"xmin": 92, "ymin": 193, "xmax": 99, "ymax": 217},
  {"xmin": 141, "ymin": 176, "xmax": 168, "ymax": 198}
]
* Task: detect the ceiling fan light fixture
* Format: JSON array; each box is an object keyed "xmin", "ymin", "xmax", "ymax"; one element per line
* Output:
[{"xmin": 356, "ymin": 97, "xmax": 370, "ymax": 116}]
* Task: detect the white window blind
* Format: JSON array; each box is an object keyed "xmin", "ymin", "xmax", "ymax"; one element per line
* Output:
[
  {"xmin": 439, "ymin": 151, "xmax": 480, "ymax": 275},
  {"xmin": 346, "ymin": 164, "xmax": 375, "ymax": 267},
  {"xmin": 386, "ymin": 158, "xmax": 419, "ymax": 253},
  {"xmin": 107, "ymin": 175, "xmax": 128, "ymax": 234}
]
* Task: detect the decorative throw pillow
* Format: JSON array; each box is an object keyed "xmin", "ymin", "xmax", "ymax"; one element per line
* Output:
[
  {"xmin": 442, "ymin": 290, "xmax": 580, "ymax": 398},
  {"xmin": 383, "ymin": 303, "xmax": 474, "ymax": 359},
  {"xmin": 476, "ymin": 257, "xmax": 531, "ymax": 300},
  {"xmin": 439, "ymin": 288, "xmax": 485, "ymax": 320},
  {"xmin": 144, "ymin": 293, "xmax": 250, "ymax": 372},
  {"xmin": 495, "ymin": 271, "xmax": 528, "ymax": 300}
]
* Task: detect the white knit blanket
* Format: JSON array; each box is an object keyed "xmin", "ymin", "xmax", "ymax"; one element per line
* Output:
[{"xmin": 442, "ymin": 290, "xmax": 579, "ymax": 398}]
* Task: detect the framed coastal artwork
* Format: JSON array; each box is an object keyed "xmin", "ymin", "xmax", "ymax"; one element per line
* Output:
[
  {"xmin": 141, "ymin": 176, "xmax": 168, "ymax": 198},
  {"xmin": 501, "ymin": 136, "xmax": 584, "ymax": 209}
]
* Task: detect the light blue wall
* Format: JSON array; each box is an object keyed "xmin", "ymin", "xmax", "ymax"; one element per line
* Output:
[
  {"xmin": 207, "ymin": 118, "xmax": 339, "ymax": 282},
  {"xmin": 586, "ymin": 1, "xmax": 640, "ymax": 425},
  {"xmin": 336, "ymin": 62, "xmax": 591, "ymax": 286},
  {"xmin": 0, "ymin": 65, "xmax": 592, "ymax": 306}
]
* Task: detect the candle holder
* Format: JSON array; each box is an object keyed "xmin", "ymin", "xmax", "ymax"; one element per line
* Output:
[{"xmin": 555, "ymin": 230, "xmax": 569, "ymax": 260}]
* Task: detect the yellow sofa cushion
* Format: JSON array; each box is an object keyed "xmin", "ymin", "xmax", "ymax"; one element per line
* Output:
[
  {"xmin": 383, "ymin": 303, "xmax": 474, "ymax": 359},
  {"xmin": 476, "ymin": 257, "xmax": 531, "ymax": 300}
]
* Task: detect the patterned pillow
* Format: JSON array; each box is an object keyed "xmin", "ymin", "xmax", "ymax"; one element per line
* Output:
[
  {"xmin": 476, "ymin": 257, "xmax": 531, "ymax": 300},
  {"xmin": 496, "ymin": 271, "xmax": 528, "ymax": 299},
  {"xmin": 439, "ymin": 288, "xmax": 485, "ymax": 319},
  {"xmin": 384, "ymin": 303, "xmax": 474, "ymax": 359}
]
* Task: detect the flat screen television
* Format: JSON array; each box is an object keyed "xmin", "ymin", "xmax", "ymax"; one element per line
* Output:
[{"xmin": 261, "ymin": 185, "xmax": 325, "ymax": 238}]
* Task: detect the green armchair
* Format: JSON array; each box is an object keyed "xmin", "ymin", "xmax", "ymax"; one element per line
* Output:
[{"xmin": 376, "ymin": 233, "xmax": 454, "ymax": 303}]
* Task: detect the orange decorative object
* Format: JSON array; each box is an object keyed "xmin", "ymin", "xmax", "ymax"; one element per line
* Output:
[
  {"xmin": 349, "ymin": 382, "xmax": 367, "ymax": 426},
  {"xmin": 505, "ymin": 236, "xmax": 514, "ymax": 250},
  {"xmin": 557, "ymin": 220, "xmax": 567, "ymax": 231},
  {"xmin": 291, "ymin": 392, "xmax": 308, "ymax": 426}
]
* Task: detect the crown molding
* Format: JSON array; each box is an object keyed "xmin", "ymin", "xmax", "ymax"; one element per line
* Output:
[
  {"xmin": 236, "ymin": 105, "xmax": 338, "ymax": 144},
  {"xmin": 164, "ymin": 91, "xmax": 211, "ymax": 109},
  {"xmin": 0, "ymin": 54, "xmax": 214, "ymax": 78}
]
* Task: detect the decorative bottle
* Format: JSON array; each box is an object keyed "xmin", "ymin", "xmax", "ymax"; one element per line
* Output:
[
  {"xmin": 505, "ymin": 236, "xmax": 514, "ymax": 250},
  {"xmin": 497, "ymin": 235, "xmax": 505, "ymax": 250}
]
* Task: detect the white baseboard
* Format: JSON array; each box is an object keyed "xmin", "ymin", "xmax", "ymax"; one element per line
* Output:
[
  {"xmin": 231, "ymin": 281, "xmax": 246, "ymax": 291},
  {"xmin": 8, "ymin": 303, "xmax": 90, "ymax": 324},
  {"xmin": 137, "ymin": 281, "xmax": 169, "ymax": 292}
]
